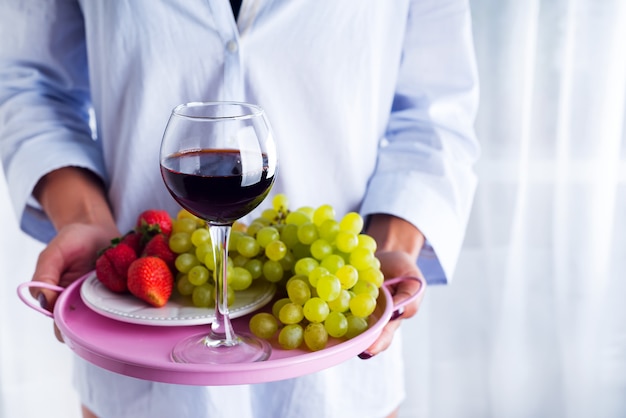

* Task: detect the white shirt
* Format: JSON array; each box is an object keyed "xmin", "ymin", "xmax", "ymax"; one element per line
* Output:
[{"xmin": 0, "ymin": 1, "xmax": 479, "ymax": 416}]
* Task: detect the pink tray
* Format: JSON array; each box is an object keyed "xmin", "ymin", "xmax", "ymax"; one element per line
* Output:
[{"xmin": 18, "ymin": 274, "xmax": 423, "ymax": 386}]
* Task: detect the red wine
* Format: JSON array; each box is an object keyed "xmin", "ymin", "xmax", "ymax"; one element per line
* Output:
[{"xmin": 161, "ymin": 149, "xmax": 276, "ymax": 224}]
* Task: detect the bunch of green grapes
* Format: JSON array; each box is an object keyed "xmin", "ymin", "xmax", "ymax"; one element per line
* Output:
[
  {"xmin": 246, "ymin": 194, "xmax": 385, "ymax": 352},
  {"xmin": 167, "ymin": 207, "xmax": 280, "ymax": 308}
]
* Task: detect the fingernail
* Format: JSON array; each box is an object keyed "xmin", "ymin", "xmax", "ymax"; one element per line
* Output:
[
  {"xmin": 390, "ymin": 307, "xmax": 405, "ymax": 321},
  {"xmin": 38, "ymin": 294, "xmax": 48, "ymax": 310},
  {"xmin": 358, "ymin": 351, "xmax": 373, "ymax": 360}
]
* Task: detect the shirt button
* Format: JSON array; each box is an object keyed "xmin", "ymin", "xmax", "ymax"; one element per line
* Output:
[{"xmin": 226, "ymin": 40, "xmax": 238, "ymax": 53}]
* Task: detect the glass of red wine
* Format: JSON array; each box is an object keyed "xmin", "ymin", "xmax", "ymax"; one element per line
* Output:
[{"xmin": 160, "ymin": 102, "xmax": 278, "ymax": 364}]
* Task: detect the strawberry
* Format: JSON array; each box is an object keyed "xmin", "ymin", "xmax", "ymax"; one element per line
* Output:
[
  {"xmin": 119, "ymin": 230, "xmax": 145, "ymax": 256},
  {"xmin": 95, "ymin": 242, "xmax": 138, "ymax": 293},
  {"xmin": 127, "ymin": 257, "xmax": 174, "ymax": 307},
  {"xmin": 136, "ymin": 209, "xmax": 173, "ymax": 237},
  {"xmin": 142, "ymin": 233, "xmax": 176, "ymax": 272}
]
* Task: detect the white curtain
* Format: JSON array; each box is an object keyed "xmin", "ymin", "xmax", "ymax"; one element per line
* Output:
[
  {"xmin": 400, "ymin": 0, "xmax": 626, "ymax": 417},
  {"xmin": 2, "ymin": 0, "xmax": 625, "ymax": 417}
]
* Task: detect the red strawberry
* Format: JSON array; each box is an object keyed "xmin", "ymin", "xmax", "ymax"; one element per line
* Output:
[
  {"xmin": 142, "ymin": 233, "xmax": 176, "ymax": 272},
  {"xmin": 127, "ymin": 257, "xmax": 174, "ymax": 307},
  {"xmin": 136, "ymin": 209, "xmax": 173, "ymax": 237},
  {"xmin": 95, "ymin": 243, "xmax": 138, "ymax": 293},
  {"xmin": 119, "ymin": 230, "xmax": 145, "ymax": 256}
]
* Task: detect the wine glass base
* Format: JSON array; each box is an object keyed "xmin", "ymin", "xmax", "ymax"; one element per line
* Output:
[{"xmin": 171, "ymin": 332, "xmax": 271, "ymax": 364}]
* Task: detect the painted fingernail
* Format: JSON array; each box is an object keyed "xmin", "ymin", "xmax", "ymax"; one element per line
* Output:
[
  {"xmin": 358, "ymin": 351, "xmax": 373, "ymax": 360},
  {"xmin": 38, "ymin": 294, "xmax": 48, "ymax": 310},
  {"xmin": 390, "ymin": 307, "xmax": 405, "ymax": 321}
]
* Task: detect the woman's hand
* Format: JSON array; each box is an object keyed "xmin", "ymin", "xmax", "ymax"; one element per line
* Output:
[
  {"xmin": 30, "ymin": 222, "xmax": 120, "ymax": 311},
  {"xmin": 361, "ymin": 214, "xmax": 427, "ymax": 357},
  {"xmin": 29, "ymin": 167, "xmax": 119, "ymax": 341},
  {"xmin": 361, "ymin": 250, "xmax": 426, "ymax": 357},
  {"xmin": 30, "ymin": 222, "xmax": 120, "ymax": 342}
]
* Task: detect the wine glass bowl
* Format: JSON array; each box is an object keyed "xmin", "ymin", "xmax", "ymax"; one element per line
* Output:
[{"xmin": 160, "ymin": 102, "xmax": 277, "ymax": 364}]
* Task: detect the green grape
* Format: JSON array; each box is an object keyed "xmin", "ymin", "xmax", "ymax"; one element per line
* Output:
[
  {"xmin": 372, "ymin": 256, "xmax": 381, "ymax": 270},
  {"xmin": 265, "ymin": 240, "xmax": 287, "ymax": 261},
  {"xmin": 351, "ymin": 279, "xmax": 379, "ymax": 299},
  {"xmin": 280, "ymin": 223, "xmax": 300, "ymax": 248},
  {"xmin": 190, "ymin": 227, "xmax": 211, "ymax": 247},
  {"xmin": 307, "ymin": 266, "xmax": 330, "ymax": 288},
  {"xmin": 279, "ymin": 250, "xmax": 296, "ymax": 271},
  {"xmin": 187, "ymin": 264, "xmax": 210, "ymax": 286},
  {"xmin": 192, "ymin": 283, "xmax": 215, "ymax": 308},
  {"xmin": 232, "ymin": 220, "xmax": 247, "ymax": 233},
  {"xmin": 272, "ymin": 297, "xmax": 292, "ymax": 318},
  {"xmin": 169, "ymin": 232, "xmax": 193, "ymax": 254},
  {"xmin": 285, "ymin": 210, "xmax": 309, "ymax": 226},
  {"xmin": 309, "ymin": 238, "xmax": 333, "ymax": 261},
  {"xmin": 335, "ymin": 230, "xmax": 358, "ymax": 253},
  {"xmin": 335, "ymin": 264, "xmax": 359, "ymax": 289},
  {"xmin": 357, "ymin": 234, "xmax": 377, "ymax": 252},
  {"xmin": 256, "ymin": 226, "xmax": 280, "ymax": 247},
  {"xmin": 278, "ymin": 324, "xmax": 304, "ymax": 350},
  {"xmin": 261, "ymin": 208, "xmax": 279, "ymax": 222},
  {"xmin": 232, "ymin": 253, "xmax": 249, "ymax": 268},
  {"xmin": 203, "ymin": 251, "xmax": 216, "ymax": 271},
  {"xmin": 313, "ymin": 204, "xmax": 336, "ymax": 226},
  {"xmin": 249, "ymin": 312, "xmax": 279, "ymax": 340},
  {"xmin": 230, "ymin": 266, "xmax": 253, "ymax": 290},
  {"xmin": 176, "ymin": 274, "xmax": 195, "ymax": 296},
  {"xmin": 358, "ymin": 267, "xmax": 384, "ymax": 288},
  {"xmin": 324, "ymin": 311, "xmax": 348, "ymax": 338},
  {"xmin": 195, "ymin": 243, "xmax": 213, "ymax": 264},
  {"xmin": 303, "ymin": 297, "xmax": 330, "ymax": 323},
  {"xmin": 294, "ymin": 257, "xmax": 319, "ymax": 277},
  {"xmin": 176, "ymin": 208, "xmax": 203, "ymax": 226},
  {"xmin": 318, "ymin": 219, "xmax": 340, "ymax": 242},
  {"xmin": 303, "ymin": 322, "xmax": 329, "ymax": 351},
  {"xmin": 251, "ymin": 215, "xmax": 272, "ymax": 226},
  {"xmin": 316, "ymin": 274, "xmax": 341, "ymax": 302},
  {"xmin": 272, "ymin": 193, "xmax": 289, "ymax": 213},
  {"xmin": 278, "ymin": 302, "xmax": 304, "ymax": 324},
  {"xmin": 349, "ymin": 247, "xmax": 377, "ymax": 271},
  {"xmin": 295, "ymin": 206, "xmax": 314, "ymax": 220},
  {"xmin": 344, "ymin": 314, "xmax": 369, "ymax": 339},
  {"xmin": 339, "ymin": 212, "xmax": 364, "ymax": 234},
  {"xmin": 246, "ymin": 221, "xmax": 266, "ymax": 237},
  {"xmin": 349, "ymin": 293, "xmax": 377, "ymax": 317},
  {"xmin": 172, "ymin": 217, "xmax": 198, "ymax": 235},
  {"xmin": 286, "ymin": 273, "xmax": 309, "ymax": 285},
  {"xmin": 262, "ymin": 259, "xmax": 284, "ymax": 283},
  {"xmin": 320, "ymin": 254, "xmax": 345, "ymax": 274},
  {"xmin": 244, "ymin": 258, "xmax": 263, "ymax": 280},
  {"xmin": 236, "ymin": 235, "xmax": 261, "ymax": 258},
  {"xmin": 334, "ymin": 249, "xmax": 351, "ymax": 264},
  {"xmin": 214, "ymin": 284, "xmax": 235, "ymax": 307},
  {"xmin": 297, "ymin": 222, "xmax": 319, "ymax": 245},
  {"xmin": 327, "ymin": 289, "xmax": 351, "ymax": 313},
  {"xmin": 228, "ymin": 230, "xmax": 244, "ymax": 252},
  {"xmin": 175, "ymin": 252, "xmax": 200, "ymax": 274},
  {"xmin": 286, "ymin": 277, "xmax": 312, "ymax": 305},
  {"xmin": 291, "ymin": 242, "xmax": 312, "ymax": 260}
]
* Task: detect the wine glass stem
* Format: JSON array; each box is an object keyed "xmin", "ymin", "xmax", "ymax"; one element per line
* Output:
[{"xmin": 208, "ymin": 223, "xmax": 237, "ymax": 345}]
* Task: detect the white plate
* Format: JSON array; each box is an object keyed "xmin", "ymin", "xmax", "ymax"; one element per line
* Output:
[{"xmin": 80, "ymin": 272, "xmax": 276, "ymax": 326}]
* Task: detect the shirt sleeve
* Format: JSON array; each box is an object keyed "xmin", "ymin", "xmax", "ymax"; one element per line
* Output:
[
  {"xmin": 360, "ymin": 0, "xmax": 481, "ymax": 284},
  {"xmin": 0, "ymin": 0, "xmax": 107, "ymax": 243}
]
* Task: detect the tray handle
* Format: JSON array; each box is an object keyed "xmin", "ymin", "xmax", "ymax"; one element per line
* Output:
[
  {"xmin": 383, "ymin": 275, "xmax": 426, "ymax": 320},
  {"xmin": 17, "ymin": 282, "xmax": 65, "ymax": 318}
]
